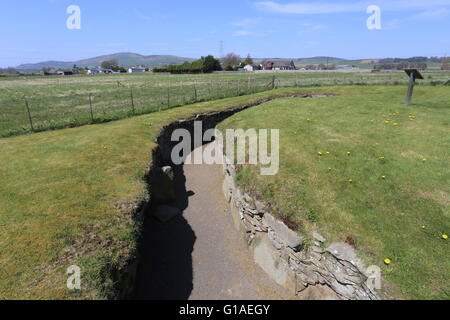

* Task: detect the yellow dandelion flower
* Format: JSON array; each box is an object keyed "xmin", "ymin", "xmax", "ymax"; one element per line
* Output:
[
  {"xmin": 348, "ymin": 179, "xmax": 353, "ymax": 183},
  {"xmin": 442, "ymin": 234, "xmax": 448, "ymax": 240},
  {"xmin": 384, "ymin": 259, "xmax": 391, "ymax": 265},
  {"xmin": 421, "ymin": 225, "xmax": 426, "ymax": 229},
  {"xmin": 378, "ymin": 156, "xmax": 385, "ymax": 160},
  {"xmin": 347, "ymin": 152, "xmax": 352, "ymax": 156},
  {"xmin": 326, "ymin": 152, "xmax": 331, "ymax": 155},
  {"xmin": 317, "ymin": 152, "xmax": 323, "ymax": 156},
  {"xmin": 381, "ymin": 175, "xmax": 387, "ymax": 180},
  {"xmin": 393, "ymin": 123, "xmax": 399, "ymax": 126},
  {"xmin": 421, "ymin": 158, "xmax": 427, "ymax": 162}
]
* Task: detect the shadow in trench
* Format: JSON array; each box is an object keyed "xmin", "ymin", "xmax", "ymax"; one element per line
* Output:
[{"xmin": 132, "ymin": 165, "xmax": 196, "ymax": 300}]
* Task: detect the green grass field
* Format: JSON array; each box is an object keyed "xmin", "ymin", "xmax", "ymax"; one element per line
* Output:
[
  {"xmin": 0, "ymin": 87, "xmax": 317, "ymax": 299},
  {"xmin": 1, "ymin": 71, "xmax": 449, "ymax": 137},
  {"xmin": 0, "ymin": 83, "xmax": 449, "ymax": 300},
  {"xmin": 218, "ymin": 86, "xmax": 450, "ymax": 299}
]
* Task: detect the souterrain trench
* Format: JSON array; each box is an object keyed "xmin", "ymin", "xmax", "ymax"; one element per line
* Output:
[{"xmin": 127, "ymin": 94, "xmax": 326, "ymax": 300}]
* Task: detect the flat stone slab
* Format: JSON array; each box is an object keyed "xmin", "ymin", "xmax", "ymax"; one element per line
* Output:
[
  {"xmin": 312, "ymin": 231, "xmax": 326, "ymax": 243},
  {"xmin": 326, "ymin": 242, "xmax": 366, "ymax": 274},
  {"xmin": 152, "ymin": 205, "xmax": 182, "ymax": 223},
  {"xmin": 263, "ymin": 213, "xmax": 303, "ymax": 250}
]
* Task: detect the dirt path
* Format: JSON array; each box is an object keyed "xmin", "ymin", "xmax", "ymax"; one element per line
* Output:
[{"xmin": 133, "ymin": 146, "xmax": 293, "ymax": 300}]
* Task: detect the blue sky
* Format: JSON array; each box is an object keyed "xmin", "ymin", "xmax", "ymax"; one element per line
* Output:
[{"xmin": 1, "ymin": 0, "xmax": 450, "ymax": 67}]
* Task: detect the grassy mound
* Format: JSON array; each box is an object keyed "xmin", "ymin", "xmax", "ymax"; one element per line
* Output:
[{"xmin": 218, "ymin": 86, "xmax": 449, "ymax": 299}]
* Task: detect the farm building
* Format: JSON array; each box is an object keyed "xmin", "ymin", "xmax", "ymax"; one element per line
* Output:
[
  {"xmin": 243, "ymin": 64, "xmax": 254, "ymax": 72},
  {"xmin": 262, "ymin": 60, "xmax": 297, "ymax": 71},
  {"xmin": 86, "ymin": 68, "xmax": 99, "ymax": 75},
  {"xmin": 43, "ymin": 68, "xmax": 75, "ymax": 76},
  {"xmin": 128, "ymin": 67, "xmax": 146, "ymax": 73},
  {"xmin": 87, "ymin": 68, "xmax": 114, "ymax": 74}
]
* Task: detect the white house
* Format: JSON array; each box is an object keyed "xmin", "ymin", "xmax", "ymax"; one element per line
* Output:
[
  {"xmin": 128, "ymin": 67, "xmax": 146, "ymax": 73},
  {"xmin": 87, "ymin": 68, "xmax": 100, "ymax": 75},
  {"xmin": 244, "ymin": 64, "xmax": 254, "ymax": 72}
]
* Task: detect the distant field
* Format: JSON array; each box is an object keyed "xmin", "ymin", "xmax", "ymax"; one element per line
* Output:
[{"xmin": 1, "ymin": 71, "xmax": 449, "ymax": 137}]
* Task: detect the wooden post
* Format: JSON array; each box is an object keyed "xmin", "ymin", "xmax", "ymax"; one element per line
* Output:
[
  {"xmin": 193, "ymin": 81, "xmax": 198, "ymax": 101},
  {"xmin": 406, "ymin": 73, "xmax": 415, "ymax": 105},
  {"xmin": 237, "ymin": 80, "xmax": 240, "ymax": 96},
  {"xmin": 24, "ymin": 98, "xmax": 34, "ymax": 132},
  {"xmin": 182, "ymin": 83, "xmax": 186, "ymax": 104},
  {"xmin": 271, "ymin": 75, "xmax": 276, "ymax": 89},
  {"xmin": 88, "ymin": 93, "xmax": 94, "ymax": 121},
  {"xmin": 130, "ymin": 87, "xmax": 135, "ymax": 115},
  {"xmin": 167, "ymin": 84, "xmax": 171, "ymax": 108}
]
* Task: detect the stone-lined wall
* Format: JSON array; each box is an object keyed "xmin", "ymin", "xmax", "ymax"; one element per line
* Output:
[
  {"xmin": 121, "ymin": 93, "xmax": 379, "ymax": 300},
  {"xmin": 221, "ymin": 156, "xmax": 380, "ymax": 300},
  {"xmin": 120, "ymin": 95, "xmax": 313, "ymax": 299}
]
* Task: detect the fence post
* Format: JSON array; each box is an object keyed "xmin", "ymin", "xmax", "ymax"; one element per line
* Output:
[
  {"xmin": 167, "ymin": 83, "xmax": 171, "ymax": 108},
  {"xmin": 182, "ymin": 83, "xmax": 186, "ymax": 105},
  {"xmin": 193, "ymin": 81, "xmax": 198, "ymax": 101},
  {"xmin": 130, "ymin": 87, "xmax": 135, "ymax": 115},
  {"xmin": 271, "ymin": 75, "xmax": 276, "ymax": 89},
  {"xmin": 24, "ymin": 98, "xmax": 34, "ymax": 132},
  {"xmin": 88, "ymin": 93, "xmax": 94, "ymax": 121},
  {"xmin": 237, "ymin": 80, "xmax": 240, "ymax": 96}
]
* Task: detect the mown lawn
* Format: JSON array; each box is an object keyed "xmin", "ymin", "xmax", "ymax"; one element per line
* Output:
[
  {"xmin": 1, "ymin": 85, "xmax": 448, "ymax": 300},
  {"xmin": 0, "ymin": 87, "xmax": 321, "ymax": 299},
  {"xmin": 218, "ymin": 86, "xmax": 450, "ymax": 300}
]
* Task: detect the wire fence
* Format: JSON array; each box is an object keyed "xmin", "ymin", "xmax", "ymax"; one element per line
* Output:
[
  {"xmin": 0, "ymin": 76, "xmax": 280, "ymax": 137},
  {"xmin": 1, "ymin": 71, "xmax": 449, "ymax": 137}
]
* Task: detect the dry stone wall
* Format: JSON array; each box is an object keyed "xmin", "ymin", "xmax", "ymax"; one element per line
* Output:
[{"xmin": 221, "ymin": 155, "xmax": 380, "ymax": 300}]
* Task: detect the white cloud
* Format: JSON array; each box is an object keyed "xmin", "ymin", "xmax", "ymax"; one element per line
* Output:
[
  {"xmin": 254, "ymin": 1, "xmax": 362, "ymax": 14},
  {"xmin": 254, "ymin": 1, "xmax": 450, "ymax": 14},
  {"xmin": 411, "ymin": 7, "xmax": 450, "ymax": 19},
  {"xmin": 298, "ymin": 23, "xmax": 329, "ymax": 32},
  {"xmin": 233, "ymin": 30, "xmax": 253, "ymax": 36},
  {"xmin": 232, "ymin": 17, "xmax": 263, "ymax": 27},
  {"xmin": 383, "ymin": 7, "xmax": 450, "ymax": 29}
]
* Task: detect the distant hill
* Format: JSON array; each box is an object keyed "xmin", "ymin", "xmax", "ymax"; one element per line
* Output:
[
  {"xmin": 254, "ymin": 56, "xmax": 349, "ymax": 65},
  {"xmin": 15, "ymin": 53, "xmax": 445, "ymax": 72},
  {"xmin": 16, "ymin": 52, "xmax": 195, "ymax": 71},
  {"xmin": 253, "ymin": 57, "xmax": 380, "ymax": 69}
]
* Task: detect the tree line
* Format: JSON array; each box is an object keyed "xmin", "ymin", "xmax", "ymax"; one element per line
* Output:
[
  {"xmin": 374, "ymin": 62, "xmax": 428, "ymax": 70},
  {"xmin": 153, "ymin": 53, "xmax": 258, "ymax": 74},
  {"xmin": 153, "ymin": 55, "xmax": 222, "ymax": 74},
  {"xmin": 378, "ymin": 57, "xmax": 447, "ymax": 64}
]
